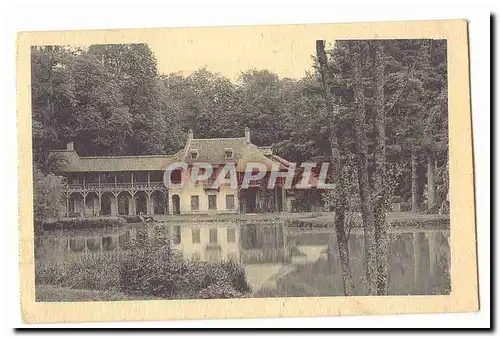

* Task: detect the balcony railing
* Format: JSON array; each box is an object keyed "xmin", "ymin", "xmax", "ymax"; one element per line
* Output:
[{"xmin": 66, "ymin": 181, "xmax": 165, "ymax": 191}]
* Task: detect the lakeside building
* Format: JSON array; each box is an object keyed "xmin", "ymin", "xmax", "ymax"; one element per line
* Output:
[{"xmin": 49, "ymin": 128, "xmax": 309, "ymax": 217}]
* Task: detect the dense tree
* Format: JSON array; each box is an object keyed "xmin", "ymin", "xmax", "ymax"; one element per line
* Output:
[
  {"xmin": 31, "ymin": 46, "xmax": 76, "ymax": 164},
  {"xmin": 68, "ymin": 52, "xmax": 132, "ymax": 155},
  {"xmin": 31, "ymin": 41, "xmax": 448, "ymax": 215},
  {"xmin": 33, "ymin": 166, "xmax": 65, "ymax": 221},
  {"xmin": 88, "ymin": 44, "xmax": 168, "ymax": 155}
]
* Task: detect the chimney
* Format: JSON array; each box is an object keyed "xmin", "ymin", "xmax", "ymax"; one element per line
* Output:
[
  {"xmin": 187, "ymin": 129, "xmax": 193, "ymax": 141},
  {"xmin": 66, "ymin": 142, "xmax": 74, "ymax": 151},
  {"xmin": 245, "ymin": 127, "xmax": 251, "ymax": 143}
]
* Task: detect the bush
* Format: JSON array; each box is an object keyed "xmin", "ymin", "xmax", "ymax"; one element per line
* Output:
[
  {"xmin": 35, "ymin": 255, "xmax": 121, "ymax": 291},
  {"xmin": 198, "ymin": 283, "xmax": 244, "ymax": 299},
  {"xmin": 41, "ymin": 216, "xmax": 126, "ymax": 231},
  {"xmin": 391, "ymin": 217, "xmax": 450, "ymax": 229},
  {"xmin": 119, "ymin": 228, "xmax": 251, "ymax": 299}
]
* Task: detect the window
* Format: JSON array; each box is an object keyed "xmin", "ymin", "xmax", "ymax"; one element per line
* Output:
[
  {"xmin": 171, "ymin": 169, "xmax": 182, "ymax": 184},
  {"xmin": 190, "ymin": 150, "xmax": 199, "ymax": 160},
  {"xmin": 191, "ymin": 195, "xmax": 199, "ymax": 211},
  {"xmin": 208, "ymin": 195, "xmax": 217, "ymax": 210},
  {"xmin": 227, "ymin": 228, "xmax": 236, "ymax": 243},
  {"xmin": 224, "ymin": 148, "xmax": 233, "ymax": 159},
  {"xmin": 209, "ymin": 228, "xmax": 218, "ymax": 243},
  {"xmin": 192, "ymin": 228, "xmax": 200, "ymax": 243},
  {"xmin": 226, "ymin": 194, "xmax": 235, "ymax": 210}
]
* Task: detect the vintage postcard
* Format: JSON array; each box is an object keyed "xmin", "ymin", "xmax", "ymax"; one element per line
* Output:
[{"xmin": 17, "ymin": 20, "xmax": 477, "ymax": 323}]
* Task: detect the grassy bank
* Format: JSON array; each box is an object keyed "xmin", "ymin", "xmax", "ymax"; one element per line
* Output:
[
  {"xmin": 36, "ymin": 285, "xmax": 143, "ymax": 302},
  {"xmin": 285, "ymin": 212, "xmax": 450, "ymax": 229}
]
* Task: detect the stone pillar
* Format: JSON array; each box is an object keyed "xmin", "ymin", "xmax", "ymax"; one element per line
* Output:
[
  {"xmin": 148, "ymin": 193, "xmax": 154, "ymax": 215},
  {"xmin": 82, "ymin": 193, "xmax": 87, "ymax": 217},
  {"xmin": 130, "ymin": 193, "xmax": 136, "ymax": 215},
  {"xmin": 66, "ymin": 193, "xmax": 69, "ymax": 217},
  {"xmin": 167, "ymin": 194, "xmax": 174, "ymax": 215},
  {"xmin": 112, "ymin": 194, "xmax": 118, "ymax": 215},
  {"xmin": 281, "ymin": 188, "xmax": 287, "ymax": 212},
  {"xmin": 97, "ymin": 193, "xmax": 102, "ymax": 216},
  {"xmin": 274, "ymin": 186, "xmax": 279, "ymax": 212}
]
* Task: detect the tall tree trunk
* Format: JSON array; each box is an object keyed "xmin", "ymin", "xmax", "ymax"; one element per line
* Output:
[
  {"xmin": 439, "ymin": 157, "xmax": 450, "ymax": 214},
  {"xmin": 371, "ymin": 41, "xmax": 390, "ymax": 295},
  {"xmin": 427, "ymin": 154, "xmax": 436, "ymax": 209},
  {"xmin": 316, "ymin": 40, "xmax": 354, "ymax": 295},
  {"xmin": 411, "ymin": 148, "xmax": 419, "ymax": 212},
  {"xmin": 349, "ymin": 40, "xmax": 378, "ymax": 295},
  {"xmin": 332, "ymin": 136, "xmax": 354, "ymax": 296}
]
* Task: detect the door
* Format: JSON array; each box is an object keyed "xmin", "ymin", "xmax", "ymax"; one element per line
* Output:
[{"xmin": 172, "ymin": 194, "xmax": 180, "ymax": 215}]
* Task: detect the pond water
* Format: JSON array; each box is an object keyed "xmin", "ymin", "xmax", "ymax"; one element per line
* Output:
[{"xmin": 35, "ymin": 221, "xmax": 451, "ymax": 297}]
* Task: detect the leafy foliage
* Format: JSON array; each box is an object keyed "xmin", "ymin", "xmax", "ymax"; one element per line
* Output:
[
  {"xmin": 119, "ymin": 229, "xmax": 251, "ymax": 298},
  {"xmin": 33, "ymin": 166, "xmax": 66, "ymax": 222},
  {"xmin": 31, "ymin": 41, "xmax": 448, "ymax": 212}
]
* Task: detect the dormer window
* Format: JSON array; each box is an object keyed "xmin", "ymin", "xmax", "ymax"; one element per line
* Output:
[
  {"xmin": 224, "ymin": 148, "xmax": 233, "ymax": 160},
  {"xmin": 190, "ymin": 149, "xmax": 199, "ymax": 160}
]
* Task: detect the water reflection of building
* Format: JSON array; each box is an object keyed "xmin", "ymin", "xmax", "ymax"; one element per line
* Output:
[
  {"xmin": 170, "ymin": 222, "xmax": 289, "ymax": 264},
  {"xmin": 35, "ymin": 223, "xmax": 450, "ymax": 296},
  {"xmin": 36, "ymin": 222, "xmax": 290, "ymax": 266},
  {"xmin": 35, "ymin": 229, "xmax": 135, "ymax": 260},
  {"xmin": 173, "ymin": 223, "xmax": 241, "ymax": 262}
]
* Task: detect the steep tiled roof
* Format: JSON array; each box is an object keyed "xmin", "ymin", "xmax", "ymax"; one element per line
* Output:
[
  {"xmin": 49, "ymin": 132, "xmax": 290, "ymax": 173},
  {"xmin": 49, "ymin": 149, "xmax": 183, "ymax": 172},
  {"xmin": 184, "ymin": 138, "xmax": 287, "ymax": 172}
]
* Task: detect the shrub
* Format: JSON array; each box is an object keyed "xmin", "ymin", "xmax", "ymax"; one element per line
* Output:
[
  {"xmin": 35, "ymin": 255, "xmax": 121, "ymax": 291},
  {"xmin": 198, "ymin": 283, "xmax": 243, "ymax": 299},
  {"xmin": 119, "ymin": 233, "xmax": 182, "ymax": 297},
  {"xmin": 119, "ymin": 228, "xmax": 251, "ymax": 299},
  {"xmin": 182, "ymin": 259, "xmax": 252, "ymax": 297},
  {"xmin": 391, "ymin": 217, "xmax": 450, "ymax": 229},
  {"xmin": 42, "ymin": 216, "xmax": 126, "ymax": 231}
]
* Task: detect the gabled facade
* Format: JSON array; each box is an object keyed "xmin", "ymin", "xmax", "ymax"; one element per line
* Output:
[{"xmin": 49, "ymin": 128, "xmax": 296, "ymax": 218}]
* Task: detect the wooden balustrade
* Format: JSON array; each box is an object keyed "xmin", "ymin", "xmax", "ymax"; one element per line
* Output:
[{"xmin": 66, "ymin": 180, "xmax": 165, "ymax": 191}]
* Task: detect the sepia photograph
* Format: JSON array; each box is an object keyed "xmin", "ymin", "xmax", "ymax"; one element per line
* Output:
[{"xmin": 16, "ymin": 20, "xmax": 478, "ymax": 322}]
